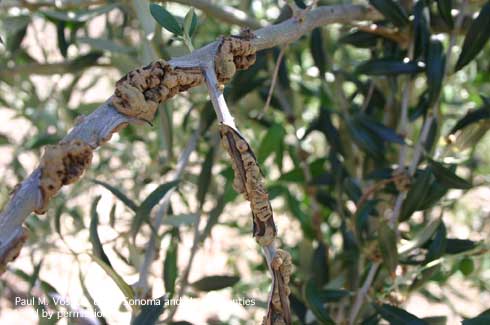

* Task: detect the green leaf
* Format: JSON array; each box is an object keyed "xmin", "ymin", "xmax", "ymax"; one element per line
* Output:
[
  {"xmin": 356, "ymin": 59, "xmax": 423, "ymax": 75},
  {"xmin": 355, "ymin": 113, "xmax": 404, "ymax": 144},
  {"xmin": 0, "ymin": 133, "xmax": 10, "ymax": 145},
  {"xmin": 183, "ymin": 8, "xmax": 198, "ymax": 37},
  {"xmin": 91, "ymin": 255, "xmax": 135, "ymax": 309},
  {"xmin": 25, "ymin": 134, "xmax": 62, "ymax": 149},
  {"xmin": 197, "ymin": 146, "xmax": 214, "ymax": 209},
  {"xmin": 68, "ymin": 51, "xmax": 103, "ymax": 72},
  {"xmin": 109, "ymin": 203, "xmax": 116, "ymax": 228},
  {"xmin": 77, "ymin": 37, "xmax": 134, "ymax": 53},
  {"xmin": 355, "ymin": 199, "xmax": 378, "ymax": 238},
  {"xmin": 54, "ymin": 204, "xmax": 64, "ymax": 239},
  {"xmin": 377, "ymin": 304, "xmax": 427, "ymax": 325},
  {"xmin": 139, "ymin": 180, "xmax": 180, "ymax": 217},
  {"xmin": 437, "ymin": 0, "xmax": 454, "ymax": 29},
  {"xmin": 200, "ymin": 183, "xmax": 229, "ymax": 241},
  {"xmin": 310, "ymin": 28, "xmax": 327, "ymax": 77},
  {"xmin": 455, "ymin": 2, "xmax": 490, "ymax": 71},
  {"xmin": 339, "ymin": 31, "xmax": 380, "ymax": 48},
  {"xmin": 190, "ymin": 275, "xmax": 240, "ymax": 292},
  {"xmin": 428, "ymin": 160, "xmax": 472, "ymax": 189},
  {"xmin": 56, "ymin": 21, "xmax": 68, "ymax": 58},
  {"xmin": 445, "ymin": 238, "xmax": 477, "ymax": 254},
  {"xmin": 347, "ymin": 117, "xmax": 384, "ymax": 160},
  {"xmin": 258, "ymin": 123, "xmax": 285, "ymax": 164},
  {"xmin": 400, "ymin": 170, "xmax": 433, "ymax": 221},
  {"xmin": 463, "ymin": 310, "xmax": 490, "ymax": 325},
  {"xmin": 89, "ymin": 196, "xmax": 112, "ymax": 268},
  {"xmin": 131, "ymin": 296, "xmax": 166, "ymax": 325},
  {"xmin": 315, "ymin": 289, "xmax": 350, "ymax": 302},
  {"xmin": 418, "ymin": 179, "xmax": 448, "ymax": 210},
  {"xmin": 425, "ymin": 222, "xmax": 447, "ymax": 263},
  {"xmin": 163, "ymin": 236, "xmax": 178, "ymax": 296},
  {"xmin": 79, "ymin": 270, "xmax": 107, "ymax": 324},
  {"xmin": 399, "ymin": 218, "xmax": 441, "ymax": 255},
  {"xmin": 459, "ymin": 256, "xmax": 474, "ymax": 276},
  {"xmin": 303, "ymin": 279, "xmax": 335, "ymax": 324},
  {"xmin": 378, "ymin": 223, "xmax": 399, "ymax": 275},
  {"xmin": 422, "ymin": 316, "xmax": 447, "ymax": 325},
  {"xmin": 311, "ymin": 242, "xmax": 329, "ymax": 286},
  {"xmin": 426, "ymin": 39, "xmax": 446, "ymax": 106},
  {"xmin": 42, "ymin": 4, "xmax": 119, "ymax": 23},
  {"xmin": 308, "ymin": 107, "xmax": 343, "ymax": 154},
  {"xmin": 413, "ymin": 1, "xmax": 430, "ymax": 59},
  {"xmin": 92, "ymin": 179, "xmax": 138, "ymax": 212},
  {"xmin": 149, "ymin": 4, "xmax": 183, "ymax": 36},
  {"xmin": 132, "ymin": 180, "xmax": 179, "ymax": 237},
  {"xmin": 448, "ymin": 105, "xmax": 490, "ymax": 135},
  {"xmin": 368, "ymin": 0, "xmax": 409, "ymax": 27},
  {"xmin": 162, "ymin": 213, "xmax": 199, "ymax": 227},
  {"xmin": 29, "ymin": 259, "xmax": 43, "ymax": 290}
]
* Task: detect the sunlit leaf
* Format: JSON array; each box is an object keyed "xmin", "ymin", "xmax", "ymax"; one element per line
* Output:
[
  {"xmin": 163, "ymin": 236, "xmax": 178, "ymax": 296},
  {"xmin": 378, "ymin": 223, "xmax": 398, "ymax": 275},
  {"xmin": 91, "ymin": 255, "xmax": 135, "ymax": 309},
  {"xmin": 183, "ymin": 8, "xmax": 198, "ymax": 37},
  {"xmin": 149, "ymin": 4, "xmax": 183, "ymax": 36},
  {"xmin": 89, "ymin": 196, "xmax": 112, "ymax": 267},
  {"xmin": 92, "ymin": 179, "xmax": 138, "ymax": 212}
]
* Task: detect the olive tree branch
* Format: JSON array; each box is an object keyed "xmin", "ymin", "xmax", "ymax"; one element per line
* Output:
[
  {"xmin": 0, "ymin": 2, "xmax": 382, "ymax": 274},
  {"xmin": 166, "ymin": 0, "xmax": 263, "ymax": 29}
]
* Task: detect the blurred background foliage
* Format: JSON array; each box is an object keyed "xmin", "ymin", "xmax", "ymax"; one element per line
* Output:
[{"xmin": 1, "ymin": 0, "xmax": 490, "ymax": 324}]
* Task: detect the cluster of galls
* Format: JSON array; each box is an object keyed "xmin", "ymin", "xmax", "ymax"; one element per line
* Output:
[
  {"xmin": 112, "ymin": 60, "xmax": 204, "ymax": 122},
  {"xmin": 215, "ymin": 35, "xmax": 256, "ymax": 83},
  {"xmin": 36, "ymin": 140, "xmax": 93, "ymax": 214},
  {"xmin": 111, "ymin": 36, "xmax": 256, "ymax": 122},
  {"xmin": 266, "ymin": 249, "xmax": 293, "ymax": 325},
  {"xmin": 219, "ymin": 124, "xmax": 276, "ymax": 246}
]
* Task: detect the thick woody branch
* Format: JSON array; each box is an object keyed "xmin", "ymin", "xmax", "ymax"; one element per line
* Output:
[
  {"xmin": 0, "ymin": 103, "xmax": 129, "ymax": 273},
  {"xmin": 0, "ymin": 3, "xmax": 382, "ymax": 274}
]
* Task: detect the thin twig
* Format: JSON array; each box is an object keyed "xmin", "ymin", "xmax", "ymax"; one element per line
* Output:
[
  {"xmin": 263, "ymin": 46, "xmax": 288, "ymax": 115},
  {"xmin": 349, "ymin": 262, "xmax": 380, "ymax": 325},
  {"xmin": 135, "ymin": 126, "xmax": 200, "ymax": 298}
]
